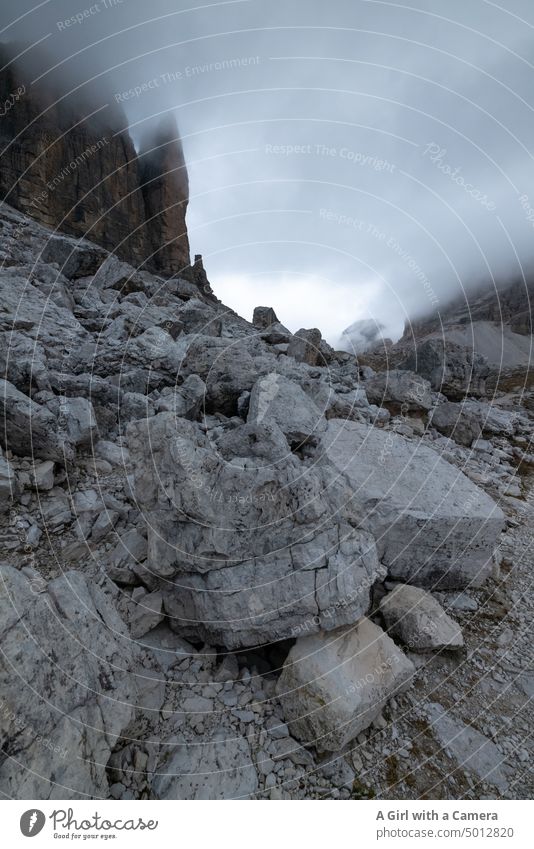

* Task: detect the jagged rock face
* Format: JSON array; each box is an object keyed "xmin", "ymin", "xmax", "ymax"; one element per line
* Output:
[
  {"xmin": 0, "ymin": 48, "xmax": 189, "ymax": 277},
  {"xmin": 139, "ymin": 118, "xmax": 190, "ymax": 276}
]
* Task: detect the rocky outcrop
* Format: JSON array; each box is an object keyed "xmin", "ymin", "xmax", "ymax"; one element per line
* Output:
[
  {"xmin": 401, "ymin": 338, "xmax": 490, "ymax": 399},
  {"xmin": 138, "ymin": 117, "xmax": 190, "ymax": 276},
  {"xmin": 0, "ymin": 566, "xmax": 138, "ymax": 798},
  {"xmin": 0, "ymin": 46, "xmax": 190, "ymax": 278},
  {"xmin": 127, "ymin": 411, "xmax": 382, "ymax": 648}
]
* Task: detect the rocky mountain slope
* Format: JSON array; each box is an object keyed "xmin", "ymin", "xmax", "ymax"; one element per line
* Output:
[
  {"xmin": 0, "ymin": 47, "xmax": 533, "ymax": 798},
  {"xmin": 0, "ymin": 195, "xmax": 533, "ymax": 800},
  {"xmin": 358, "ymin": 276, "xmax": 533, "ymax": 394}
]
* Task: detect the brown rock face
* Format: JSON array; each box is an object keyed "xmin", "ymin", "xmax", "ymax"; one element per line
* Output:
[
  {"xmin": 0, "ymin": 46, "xmax": 190, "ymax": 277},
  {"xmin": 138, "ymin": 117, "xmax": 190, "ymax": 276}
]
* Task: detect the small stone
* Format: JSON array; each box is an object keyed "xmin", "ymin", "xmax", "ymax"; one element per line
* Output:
[{"xmin": 31, "ymin": 460, "xmax": 55, "ymax": 491}]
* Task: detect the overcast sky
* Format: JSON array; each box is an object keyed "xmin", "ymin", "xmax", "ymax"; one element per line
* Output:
[{"xmin": 2, "ymin": 0, "xmax": 534, "ymax": 345}]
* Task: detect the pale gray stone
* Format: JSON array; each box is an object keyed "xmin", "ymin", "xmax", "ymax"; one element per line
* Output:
[
  {"xmin": 364, "ymin": 369, "xmax": 433, "ymax": 412},
  {"xmin": 323, "ymin": 419, "xmax": 504, "ymax": 589},
  {"xmin": 380, "ymin": 584, "xmax": 464, "ymax": 651},
  {"xmin": 276, "ymin": 619, "xmax": 415, "ymax": 752},
  {"xmin": 0, "ymin": 566, "xmax": 137, "ymax": 799}
]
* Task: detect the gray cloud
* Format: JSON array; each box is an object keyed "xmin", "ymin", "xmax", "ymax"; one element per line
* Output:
[{"xmin": 2, "ymin": 0, "xmax": 534, "ymax": 344}]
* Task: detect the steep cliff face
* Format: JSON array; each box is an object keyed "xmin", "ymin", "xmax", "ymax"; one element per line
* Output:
[
  {"xmin": 0, "ymin": 45, "xmax": 190, "ymax": 277},
  {"xmin": 138, "ymin": 117, "xmax": 190, "ymax": 276}
]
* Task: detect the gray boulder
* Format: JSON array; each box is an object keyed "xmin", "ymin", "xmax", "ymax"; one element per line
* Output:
[
  {"xmin": 59, "ymin": 396, "xmax": 97, "ymax": 446},
  {"xmin": 252, "ymin": 306, "xmax": 278, "ymax": 328},
  {"xmin": 364, "ymin": 369, "xmax": 433, "ymax": 412},
  {"xmin": 431, "ymin": 401, "xmax": 482, "ymax": 447},
  {"xmin": 380, "ymin": 584, "xmax": 464, "ymax": 651},
  {"xmin": 287, "ymin": 328, "xmax": 322, "ymax": 365},
  {"xmin": 127, "ymin": 412, "xmax": 382, "ymax": 647},
  {"xmin": 247, "ymin": 373, "xmax": 325, "ymax": 447},
  {"xmin": 156, "ymin": 374, "xmax": 206, "ymax": 420},
  {"xmin": 128, "ymin": 589, "xmax": 164, "ymax": 638},
  {"xmin": 0, "ymin": 566, "xmax": 138, "ymax": 798},
  {"xmin": 30, "ymin": 460, "xmax": 55, "ymax": 491},
  {"xmin": 183, "ymin": 337, "xmax": 258, "ymax": 415},
  {"xmin": 152, "ymin": 731, "xmax": 258, "ymax": 799},
  {"xmin": 323, "ymin": 419, "xmax": 504, "ymax": 589},
  {"xmin": 0, "ymin": 379, "xmax": 72, "ymax": 462},
  {"xmin": 276, "ymin": 618, "xmax": 415, "ymax": 751}
]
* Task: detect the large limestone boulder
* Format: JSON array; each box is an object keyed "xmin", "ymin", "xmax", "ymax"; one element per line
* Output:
[
  {"xmin": 127, "ymin": 412, "xmax": 383, "ymax": 648},
  {"xmin": 380, "ymin": 584, "xmax": 464, "ymax": 651},
  {"xmin": 276, "ymin": 618, "xmax": 415, "ymax": 752},
  {"xmin": 322, "ymin": 419, "xmax": 504, "ymax": 588},
  {"xmin": 431, "ymin": 401, "xmax": 482, "ymax": 446},
  {"xmin": 287, "ymin": 328, "xmax": 322, "ymax": 365},
  {"xmin": 363, "ymin": 369, "xmax": 433, "ymax": 412},
  {"xmin": 0, "ymin": 567, "xmax": 138, "ymax": 798},
  {"xmin": 247, "ymin": 373, "xmax": 326, "ymax": 447}
]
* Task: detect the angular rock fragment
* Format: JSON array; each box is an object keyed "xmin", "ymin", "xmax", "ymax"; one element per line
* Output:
[
  {"xmin": 129, "ymin": 589, "xmax": 164, "ymax": 638},
  {"xmin": 380, "ymin": 584, "xmax": 464, "ymax": 651},
  {"xmin": 287, "ymin": 327, "xmax": 322, "ymax": 365},
  {"xmin": 253, "ymin": 306, "xmax": 279, "ymax": 328},
  {"xmin": 426, "ymin": 703, "xmax": 509, "ymax": 792},
  {"xmin": 364, "ymin": 369, "xmax": 433, "ymax": 412},
  {"xmin": 431, "ymin": 401, "xmax": 482, "ymax": 446},
  {"xmin": 323, "ymin": 419, "xmax": 504, "ymax": 589},
  {"xmin": 30, "ymin": 460, "xmax": 55, "ymax": 491},
  {"xmin": 402, "ymin": 338, "xmax": 489, "ymax": 399},
  {"xmin": 0, "ymin": 449, "xmax": 18, "ymax": 510},
  {"xmin": 276, "ymin": 618, "xmax": 415, "ymax": 751},
  {"xmin": 0, "ymin": 379, "xmax": 72, "ymax": 462},
  {"xmin": 152, "ymin": 731, "xmax": 258, "ymax": 799}
]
